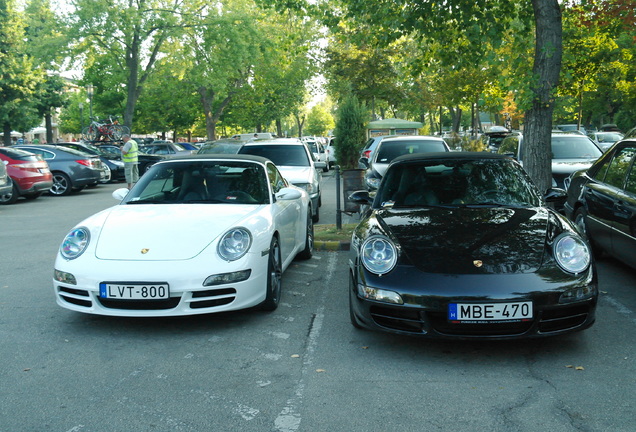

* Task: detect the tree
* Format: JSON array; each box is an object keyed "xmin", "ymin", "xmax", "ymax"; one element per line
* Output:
[
  {"xmin": 133, "ymin": 60, "xmax": 200, "ymax": 139},
  {"xmin": 314, "ymin": 0, "xmax": 557, "ymax": 190},
  {"xmin": 305, "ymin": 103, "xmax": 335, "ymax": 136},
  {"xmin": 225, "ymin": 10, "xmax": 318, "ymax": 137},
  {"xmin": 333, "ymin": 94, "xmax": 367, "ymax": 170},
  {"xmin": 521, "ymin": 0, "xmax": 562, "ymax": 193},
  {"xmin": 175, "ymin": 4, "xmax": 263, "ymax": 140},
  {"xmin": 67, "ymin": 0, "xmax": 194, "ymax": 129},
  {"xmin": 0, "ymin": 0, "xmax": 42, "ymax": 146}
]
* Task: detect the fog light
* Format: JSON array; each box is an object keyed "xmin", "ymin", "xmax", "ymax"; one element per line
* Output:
[
  {"xmin": 204, "ymin": 270, "xmax": 251, "ymax": 287},
  {"xmin": 559, "ymin": 285, "xmax": 596, "ymax": 303},
  {"xmin": 357, "ymin": 285, "xmax": 403, "ymax": 304},
  {"xmin": 54, "ymin": 269, "xmax": 77, "ymax": 285}
]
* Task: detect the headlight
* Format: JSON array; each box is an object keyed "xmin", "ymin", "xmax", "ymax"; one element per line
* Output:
[
  {"xmin": 361, "ymin": 236, "xmax": 398, "ymax": 275},
  {"xmin": 295, "ymin": 183, "xmax": 314, "ymax": 194},
  {"xmin": 60, "ymin": 227, "xmax": 90, "ymax": 260},
  {"xmin": 553, "ymin": 234, "xmax": 590, "ymax": 274},
  {"xmin": 218, "ymin": 227, "xmax": 252, "ymax": 261}
]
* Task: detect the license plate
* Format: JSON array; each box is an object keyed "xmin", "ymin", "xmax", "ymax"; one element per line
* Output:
[
  {"xmin": 99, "ymin": 283, "xmax": 169, "ymax": 300},
  {"xmin": 448, "ymin": 301, "xmax": 532, "ymax": 322}
]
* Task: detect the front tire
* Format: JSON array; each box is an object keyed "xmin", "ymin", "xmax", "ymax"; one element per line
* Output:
[
  {"xmin": 349, "ymin": 273, "xmax": 363, "ymax": 329},
  {"xmin": 297, "ymin": 208, "xmax": 314, "ymax": 260},
  {"xmin": 259, "ymin": 237, "xmax": 282, "ymax": 311}
]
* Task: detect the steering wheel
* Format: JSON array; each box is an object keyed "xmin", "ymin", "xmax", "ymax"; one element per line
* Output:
[{"xmin": 215, "ymin": 190, "xmax": 256, "ymax": 203}]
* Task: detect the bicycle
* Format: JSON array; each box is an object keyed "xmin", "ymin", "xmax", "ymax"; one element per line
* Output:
[{"xmin": 82, "ymin": 116, "xmax": 130, "ymax": 142}]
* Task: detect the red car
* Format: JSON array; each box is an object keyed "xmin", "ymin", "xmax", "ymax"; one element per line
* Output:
[{"xmin": 0, "ymin": 147, "xmax": 53, "ymax": 204}]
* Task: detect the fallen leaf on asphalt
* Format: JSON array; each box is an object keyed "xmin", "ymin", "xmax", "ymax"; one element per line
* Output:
[
  {"xmin": 361, "ymin": 346, "xmax": 369, "ymax": 349},
  {"xmin": 291, "ymin": 354, "xmax": 300, "ymax": 358},
  {"xmin": 575, "ymin": 366, "xmax": 585, "ymax": 371},
  {"xmin": 566, "ymin": 365, "xmax": 573, "ymax": 368},
  {"xmin": 316, "ymin": 369, "xmax": 326, "ymax": 373},
  {"xmin": 23, "ymin": 368, "xmax": 31, "ymax": 372}
]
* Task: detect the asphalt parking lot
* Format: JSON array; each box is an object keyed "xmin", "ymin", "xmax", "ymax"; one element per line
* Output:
[{"xmin": 1, "ymin": 180, "xmax": 635, "ymax": 431}]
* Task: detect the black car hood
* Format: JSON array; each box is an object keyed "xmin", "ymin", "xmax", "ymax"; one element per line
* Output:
[{"xmin": 375, "ymin": 207, "xmax": 550, "ymax": 274}]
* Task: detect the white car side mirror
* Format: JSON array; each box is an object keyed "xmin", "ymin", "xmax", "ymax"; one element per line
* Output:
[
  {"xmin": 275, "ymin": 187, "xmax": 302, "ymax": 201},
  {"xmin": 112, "ymin": 188, "xmax": 129, "ymax": 201}
]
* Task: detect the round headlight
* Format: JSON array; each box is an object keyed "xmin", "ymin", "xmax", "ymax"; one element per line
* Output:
[
  {"xmin": 361, "ymin": 236, "xmax": 398, "ymax": 275},
  {"xmin": 60, "ymin": 227, "xmax": 90, "ymax": 260},
  {"xmin": 554, "ymin": 234, "xmax": 590, "ymax": 274},
  {"xmin": 218, "ymin": 227, "xmax": 252, "ymax": 261}
]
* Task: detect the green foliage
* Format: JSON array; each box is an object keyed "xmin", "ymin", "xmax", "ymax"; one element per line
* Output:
[
  {"xmin": 305, "ymin": 104, "xmax": 335, "ymax": 136},
  {"xmin": 133, "ymin": 61, "xmax": 200, "ymax": 136},
  {"xmin": 461, "ymin": 136, "xmax": 487, "ymax": 152},
  {"xmin": 498, "ymin": 136, "xmax": 519, "ymax": 155},
  {"xmin": 0, "ymin": 0, "xmax": 44, "ymax": 144},
  {"xmin": 333, "ymin": 94, "xmax": 367, "ymax": 169}
]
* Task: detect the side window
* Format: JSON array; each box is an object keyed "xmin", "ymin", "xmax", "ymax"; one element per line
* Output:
[
  {"xmin": 604, "ymin": 147, "xmax": 636, "ymax": 189},
  {"xmin": 266, "ymin": 163, "xmax": 287, "ymax": 194},
  {"xmin": 624, "ymin": 154, "xmax": 636, "ymax": 195}
]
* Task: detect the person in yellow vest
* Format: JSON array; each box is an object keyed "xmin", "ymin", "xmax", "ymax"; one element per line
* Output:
[{"xmin": 121, "ymin": 134, "xmax": 139, "ymax": 189}]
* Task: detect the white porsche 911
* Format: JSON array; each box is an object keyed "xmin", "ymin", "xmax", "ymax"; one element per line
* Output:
[{"xmin": 53, "ymin": 154, "xmax": 314, "ymax": 316}]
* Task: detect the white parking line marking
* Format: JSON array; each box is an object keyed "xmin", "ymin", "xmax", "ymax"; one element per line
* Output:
[
  {"xmin": 274, "ymin": 252, "xmax": 336, "ymax": 431},
  {"xmin": 286, "ymin": 270, "xmax": 313, "ymax": 276}
]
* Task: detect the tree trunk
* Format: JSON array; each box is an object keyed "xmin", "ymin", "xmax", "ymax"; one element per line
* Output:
[
  {"xmin": 3, "ymin": 123, "xmax": 12, "ymax": 147},
  {"xmin": 276, "ymin": 119, "xmax": 283, "ymax": 137},
  {"xmin": 522, "ymin": 0, "xmax": 562, "ymax": 193},
  {"xmin": 45, "ymin": 111, "xmax": 53, "ymax": 143},
  {"xmin": 295, "ymin": 113, "xmax": 305, "ymax": 137},
  {"xmin": 448, "ymin": 107, "xmax": 462, "ymax": 133},
  {"xmin": 199, "ymin": 86, "xmax": 233, "ymax": 141}
]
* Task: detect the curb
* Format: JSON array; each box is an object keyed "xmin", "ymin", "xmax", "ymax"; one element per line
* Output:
[{"xmin": 314, "ymin": 240, "xmax": 350, "ymax": 252}]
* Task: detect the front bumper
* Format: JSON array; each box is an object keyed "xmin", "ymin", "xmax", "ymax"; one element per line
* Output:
[
  {"xmin": 350, "ymin": 265, "xmax": 597, "ymax": 339},
  {"xmin": 54, "ymin": 253, "xmax": 269, "ymax": 317}
]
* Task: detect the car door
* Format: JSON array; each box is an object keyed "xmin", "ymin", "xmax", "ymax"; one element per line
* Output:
[
  {"xmin": 267, "ymin": 163, "xmax": 300, "ymax": 261},
  {"xmin": 607, "ymin": 145, "xmax": 636, "ymax": 266}
]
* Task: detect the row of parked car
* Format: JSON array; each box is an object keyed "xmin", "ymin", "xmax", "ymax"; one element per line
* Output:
[{"xmin": 0, "ymin": 142, "xmax": 167, "ymax": 204}]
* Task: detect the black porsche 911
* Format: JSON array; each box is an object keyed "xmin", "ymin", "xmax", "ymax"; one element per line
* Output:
[{"xmin": 348, "ymin": 152, "xmax": 597, "ymax": 339}]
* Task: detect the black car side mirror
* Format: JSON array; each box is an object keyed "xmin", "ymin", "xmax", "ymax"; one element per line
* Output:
[
  {"xmin": 544, "ymin": 187, "xmax": 567, "ymax": 203},
  {"xmin": 349, "ymin": 190, "xmax": 374, "ymax": 204}
]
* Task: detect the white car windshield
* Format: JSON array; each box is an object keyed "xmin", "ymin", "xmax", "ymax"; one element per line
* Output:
[{"xmin": 125, "ymin": 161, "xmax": 269, "ymax": 205}]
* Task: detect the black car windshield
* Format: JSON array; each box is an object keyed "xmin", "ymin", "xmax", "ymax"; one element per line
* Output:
[
  {"xmin": 125, "ymin": 161, "xmax": 269, "ymax": 205},
  {"xmin": 239, "ymin": 144, "xmax": 310, "ymax": 166},
  {"xmin": 377, "ymin": 158, "xmax": 543, "ymax": 208},
  {"xmin": 375, "ymin": 139, "xmax": 447, "ymax": 164}
]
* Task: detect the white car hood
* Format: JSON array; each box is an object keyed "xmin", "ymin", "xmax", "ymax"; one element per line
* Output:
[
  {"xmin": 278, "ymin": 166, "xmax": 313, "ymax": 184},
  {"xmin": 94, "ymin": 204, "xmax": 261, "ymax": 261}
]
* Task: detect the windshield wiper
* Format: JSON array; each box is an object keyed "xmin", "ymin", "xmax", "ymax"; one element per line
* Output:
[{"xmin": 126, "ymin": 200, "xmax": 166, "ymax": 204}]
